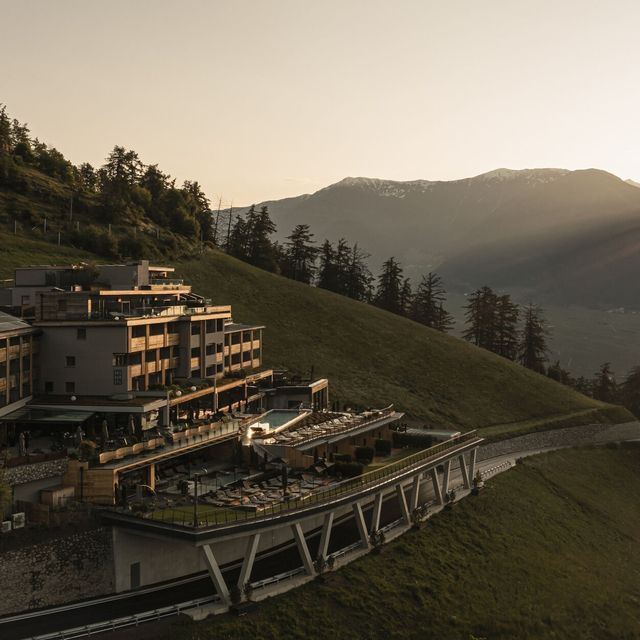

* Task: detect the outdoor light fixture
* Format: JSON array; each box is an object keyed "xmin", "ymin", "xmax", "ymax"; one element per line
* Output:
[
  {"xmin": 70, "ymin": 395, "xmax": 77, "ymax": 401},
  {"xmin": 190, "ymin": 385, "xmax": 197, "ymax": 392}
]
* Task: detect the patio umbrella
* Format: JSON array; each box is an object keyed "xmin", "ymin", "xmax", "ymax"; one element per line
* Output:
[
  {"xmin": 127, "ymin": 414, "xmax": 136, "ymax": 438},
  {"xmin": 18, "ymin": 431, "xmax": 26, "ymax": 457},
  {"xmin": 75, "ymin": 425, "xmax": 84, "ymax": 447},
  {"xmin": 101, "ymin": 419, "xmax": 109, "ymax": 442}
]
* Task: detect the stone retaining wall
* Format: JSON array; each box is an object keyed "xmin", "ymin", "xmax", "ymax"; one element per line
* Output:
[
  {"xmin": 478, "ymin": 421, "xmax": 640, "ymax": 461},
  {"xmin": 0, "ymin": 526, "xmax": 114, "ymax": 616}
]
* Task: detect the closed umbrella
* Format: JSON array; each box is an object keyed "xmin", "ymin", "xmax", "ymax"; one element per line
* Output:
[{"xmin": 101, "ymin": 419, "xmax": 109, "ymax": 442}]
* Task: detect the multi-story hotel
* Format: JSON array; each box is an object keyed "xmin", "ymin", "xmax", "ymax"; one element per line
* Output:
[{"xmin": 0, "ymin": 261, "xmax": 329, "ymax": 505}]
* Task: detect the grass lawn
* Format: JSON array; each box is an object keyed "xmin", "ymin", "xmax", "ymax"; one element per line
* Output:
[{"xmin": 167, "ymin": 445, "xmax": 640, "ymax": 640}]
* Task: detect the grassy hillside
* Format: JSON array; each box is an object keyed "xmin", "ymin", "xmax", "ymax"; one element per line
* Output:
[
  {"xmin": 0, "ymin": 230, "xmax": 629, "ymax": 433},
  {"xmin": 170, "ymin": 446, "xmax": 640, "ymax": 640},
  {"xmin": 178, "ymin": 251, "xmax": 628, "ymax": 432}
]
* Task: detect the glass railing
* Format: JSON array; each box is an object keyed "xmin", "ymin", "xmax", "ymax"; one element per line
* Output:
[{"xmin": 111, "ymin": 430, "xmax": 481, "ymax": 529}]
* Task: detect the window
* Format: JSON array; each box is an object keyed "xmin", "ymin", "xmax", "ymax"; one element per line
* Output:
[
  {"xmin": 191, "ymin": 322, "xmax": 201, "ymax": 336},
  {"xmin": 149, "ymin": 323, "xmax": 164, "ymax": 336},
  {"xmin": 145, "ymin": 349, "xmax": 157, "ymax": 362},
  {"xmin": 65, "ymin": 356, "xmax": 76, "ymax": 367},
  {"xmin": 205, "ymin": 365, "xmax": 215, "ymax": 377},
  {"xmin": 191, "ymin": 347, "xmax": 200, "ymax": 358},
  {"xmin": 44, "ymin": 381, "xmax": 54, "ymax": 393},
  {"xmin": 65, "ymin": 381, "xmax": 75, "ymax": 393},
  {"xmin": 77, "ymin": 328, "xmax": 86, "ymax": 340},
  {"xmin": 132, "ymin": 326, "xmax": 146, "ymax": 338},
  {"xmin": 9, "ymin": 337, "xmax": 19, "ymax": 346},
  {"xmin": 113, "ymin": 353, "xmax": 127, "ymax": 367},
  {"xmin": 21, "ymin": 295, "xmax": 30, "ymax": 305},
  {"xmin": 113, "ymin": 369, "xmax": 123, "ymax": 385},
  {"xmin": 205, "ymin": 344, "xmax": 215, "ymax": 356}
]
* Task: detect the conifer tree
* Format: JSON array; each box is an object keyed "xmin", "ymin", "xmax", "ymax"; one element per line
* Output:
[
  {"xmin": 282, "ymin": 224, "xmax": 318, "ymax": 283},
  {"xmin": 463, "ymin": 286, "xmax": 498, "ymax": 349},
  {"xmin": 593, "ymin": 362, "xmax": 617, "ymax": 403},
  {"xmin": 375, "ymin": 257, "xmax": 404, "ymax": 314},
  {"xmin": 518, "ymin": 303, "xmax": 548, "ymax": 372},
  {"xmin": 412, "ymin": 272, "xmax": 450, "ymax": 328},
  {"xmin": 494, "ymin": 294, "xmax": 520, "ymax": 360}
]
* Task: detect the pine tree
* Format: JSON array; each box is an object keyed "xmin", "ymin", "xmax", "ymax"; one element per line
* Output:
[
  {"xmin": 593, "ymin": 362, "xmax": 617, "ymax": 403},
  {"xmin": 547, "ymin": 360, "xmax": 572, "ymax": 385},
  {"xmin": 344, "ymin": 244, "xmax": 373, "ymax": 302},
  {"xmin": 494, "ymin": 294, "xmax": 520, "ymax": 360},
  {"xmin": 375, "ymin": 257, "xmax": 404, "ymax": 314},
  {"xmin": 399, "ymin": 278, "xmax": 413, "ymax": 317},
  {"xmin": 317, "ymin": 240, "xmax": 339, "ymax": 292},
  {"xmin": 463, "ymin": 286, "xmax": 498, "ymax": 349},
  {"xmin": 412, "ymin": 272, "xmax": 448, "ymax": 328},
  {"xmin": 434, "ymin": 303, "xmax": 455, "ymax": 333},
  {"xmin": 281, "ymin": 224, "xmax": 318, "ymax": 283},
  {"xmin": 518, "ymin": 304, "xmax": 548, "ymax": 372}
]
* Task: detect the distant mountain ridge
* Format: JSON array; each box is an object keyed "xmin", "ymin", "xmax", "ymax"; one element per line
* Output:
[{"xmin": 235, "ymin": 168, "xmax": 640, "ymax": 308}]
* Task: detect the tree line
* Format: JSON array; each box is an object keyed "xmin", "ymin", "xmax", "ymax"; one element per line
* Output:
[
  {"xmin": 0, "ymin": 104, "xmax": 212, "ymax": 249},
  {"xmin": 225, "ymin": 207, "xmax": 457, "ymax": 333}
]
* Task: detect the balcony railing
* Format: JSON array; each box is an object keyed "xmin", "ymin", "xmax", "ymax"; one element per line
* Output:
[{"xmin": 111, "ymin": 431, "xmax": 482, "ymax": 529}]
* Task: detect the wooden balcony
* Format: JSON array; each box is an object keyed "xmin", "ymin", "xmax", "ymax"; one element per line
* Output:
[
  {"xmin": 147, "ymin": 334, "xmax": 164, "ymax": 349},
  {"xmin": 166, "ymin": 333, "xmax": 180, "ymax": 346},
  {"xmin": 129, "ymin": 364, "xmax": 143, "ymax": 377},
  {"xmin": 129, "ymin": 337, "xmax": 146, "ymax": 352}
]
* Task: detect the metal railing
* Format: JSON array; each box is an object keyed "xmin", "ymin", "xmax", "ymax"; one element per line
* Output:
[
  {"xmin": 26, "ymin": 595, "xmax": 219, "ymax": 640},
  {"xmin": 114, "ymin": 430, "xmax": 481, "ymax": 529}
]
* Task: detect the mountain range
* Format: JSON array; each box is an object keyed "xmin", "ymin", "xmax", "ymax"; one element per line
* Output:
[{"xmin": 238, "ymin": 168, "xmax": 640, "ymax": 308}]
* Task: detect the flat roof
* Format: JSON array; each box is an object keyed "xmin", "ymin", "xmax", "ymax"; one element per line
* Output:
[
  {"xmin": 224, "ymin": 322, "xmax": 266, "ymax": 332},
  {"xmin": 0, "ymin": 407, "xmax": 95, "ymax": 424},
  {"xmin": 0, "ymin": 312, "xmax": 32, "ymax": 334}
]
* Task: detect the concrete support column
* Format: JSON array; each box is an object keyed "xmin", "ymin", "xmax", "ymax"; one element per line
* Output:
[
  {"xmin": 291, "ymin": 522, "xmax": 315, "ymax": 576},
  {"xmin": 202, "ymin": 544, "xmax": 230, "ymax": 604},
  {"xmin": 468, "ymin": 448, "xmax": 477, "ymax": 484},
  {"xmin": 370, "ymin": 492, "xmax": 383, "ymax": 533},
  {"xmin": 429, "ymin": 468, "xmax": 443, "ymax": 505},
  {"xmin": 318, "ymin": 511, "xmax": 334, "ymax": 560},
  {"xmin": 458, "ymin": 454, "xmax": 471, "ymax": 489},
  {"xmin": 396, "ymin": 483, "xmax": 410, "ymax": 525},
  {"xmin": 409, "ymin": 473, "xmax": 421, "ymax": 511},
  {"xmin": 237, "ymin": 533, "xmax": 261, "ymax": 589},
  {"xmin": 352, "ymin": 502, "xmax": 369, "ymax": 548},
  {"xmin": 441, "ymin": 460, "xmax": 452, "ymax": 502}
]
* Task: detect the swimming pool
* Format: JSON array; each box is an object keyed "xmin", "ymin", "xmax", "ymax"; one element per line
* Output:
[{"xmin": 243, "ymin": 410, "xmax": 309, "ymax": 444}]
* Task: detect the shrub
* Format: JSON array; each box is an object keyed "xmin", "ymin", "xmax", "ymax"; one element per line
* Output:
[
  {"xmin": 332, "ymin": 461, "xmax": 364, "ymax": 478},
  {"xmin": 354, "ymin": 446, "xmax": 375, "ymax": 463},
  {"xmin": 375, "ymin": 439, "xmax": 392, "ymax": 455}
]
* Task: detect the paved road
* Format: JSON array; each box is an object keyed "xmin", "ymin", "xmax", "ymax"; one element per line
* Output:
[{"xmin": 0, "ymin": 448, "xmax": 550, "ymax": 640}]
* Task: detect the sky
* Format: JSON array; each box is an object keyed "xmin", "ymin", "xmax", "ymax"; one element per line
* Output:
[{"xmin": 2, "ymin": 0, "xmax": 640, "ymax": 204}]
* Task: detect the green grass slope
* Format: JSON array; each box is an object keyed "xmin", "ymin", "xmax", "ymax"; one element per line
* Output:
[
  {"xmin": 170, "ymin": 446, "xmax": 640, "ymax": 640},
  {"xmin": 0, "ymin": 231, "xmax": 629, "ymax": 433},
  {"xmin": 178, "ymin": 251, "xmax": 627, "ymax": 432}
]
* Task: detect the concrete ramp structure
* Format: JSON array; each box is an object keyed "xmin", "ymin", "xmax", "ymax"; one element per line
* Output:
[{"xmin": 102, "ymin": 431, "xmax": 483, "ymax": 607}]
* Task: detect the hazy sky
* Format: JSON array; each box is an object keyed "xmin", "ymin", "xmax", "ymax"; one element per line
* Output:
[{"xmin": 2, "ymin": 0, "xmax": 639, "ymax": 204}]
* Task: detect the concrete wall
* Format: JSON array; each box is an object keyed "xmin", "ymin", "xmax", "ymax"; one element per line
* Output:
[
  {"xmin": 38, "ymin": 325, "xmax": 127, "ymax": 395},
  {"xmin": 0, "ymin": 527, "xmax": 115, "ymax": 615}
]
